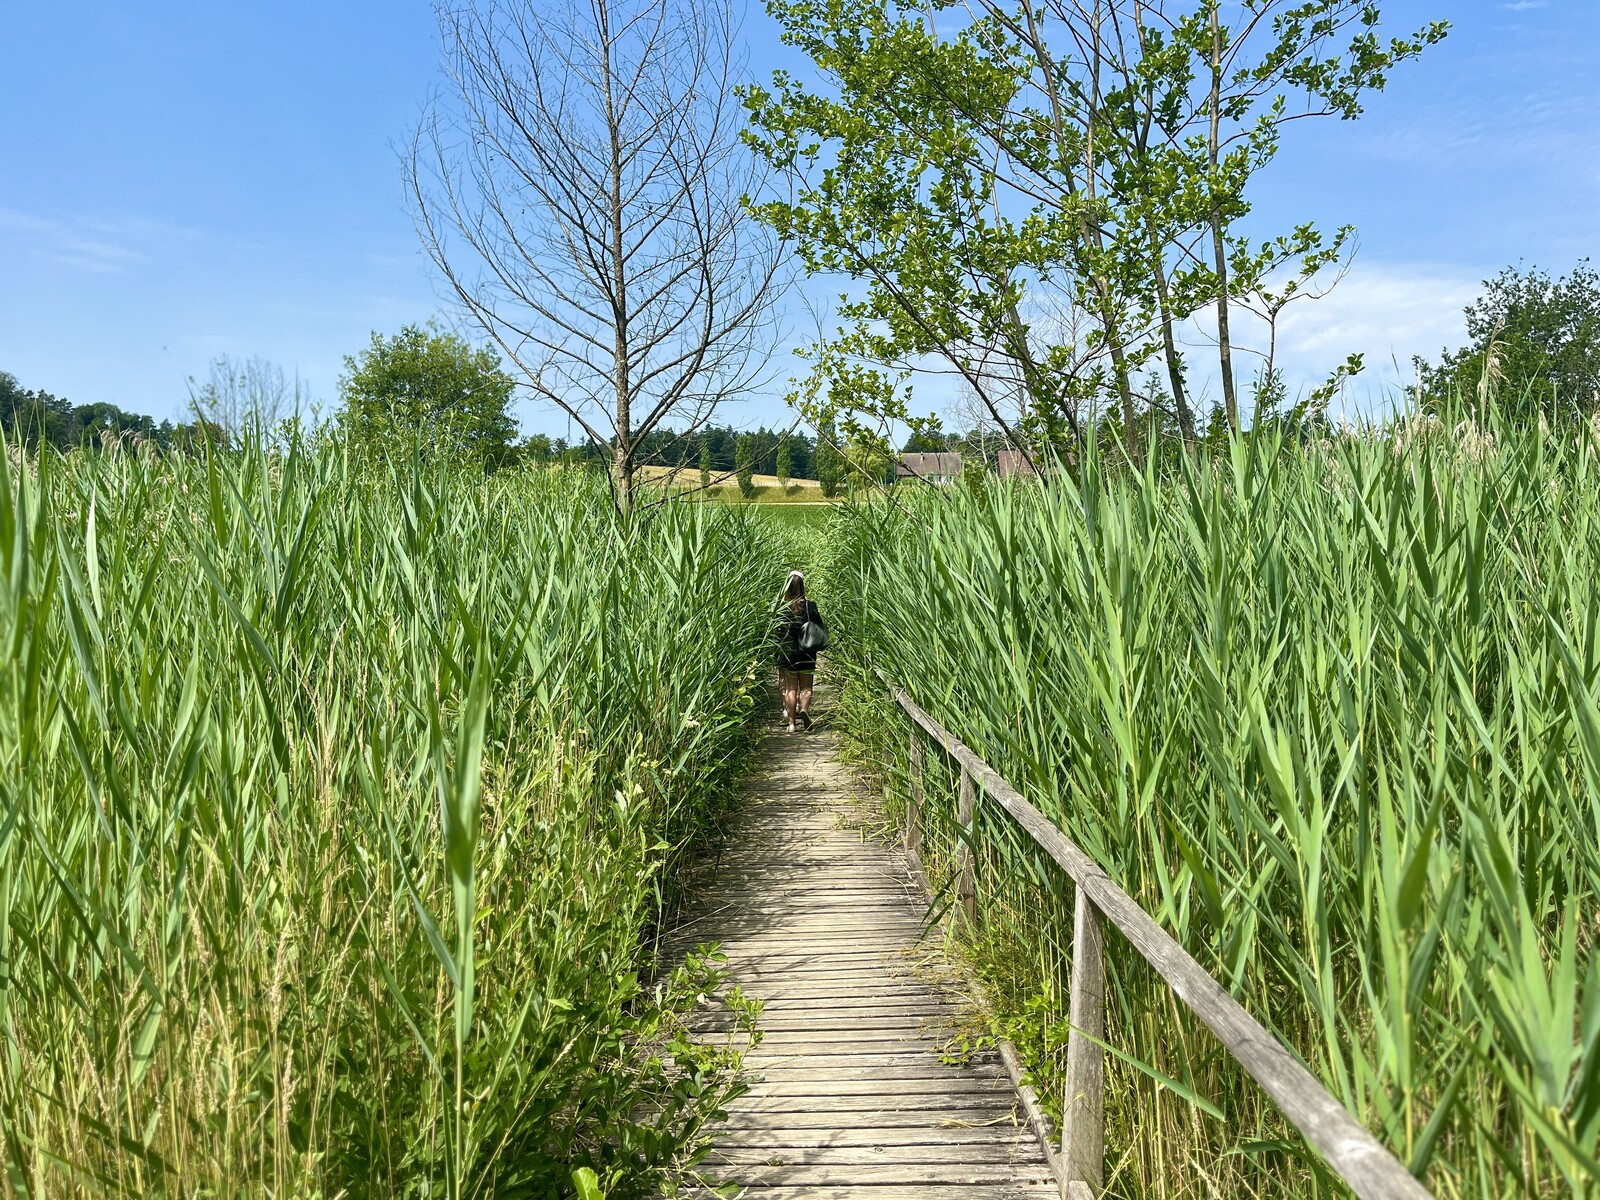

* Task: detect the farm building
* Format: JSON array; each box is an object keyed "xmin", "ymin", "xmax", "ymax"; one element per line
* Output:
[
  {"xmin": 895, "ymin": 451, "xmax": 963, "ymax": 485},
  {"xmin": 995, "ymin": 449, "xmax": 1039, "ymax": 478}
]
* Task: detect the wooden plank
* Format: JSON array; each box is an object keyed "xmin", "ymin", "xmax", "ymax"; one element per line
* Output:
[
  {"xmin": 670, "ymin": 724, "xmax": 1055, "ymax": 1192},
  {"xmin": 882, "ymin": 677, "xmax": 1435, "ymax": 1200},
  {"xmin": 1062, "ymin": 888, "xmax": 1105, "ymax": 1191},
  {"xmin": 732, "ymin": 1100, "xmax": 1030, "ymax": 1120},
  {"xmin": 706, "ymin": 1187, "xmax": 1060, "ymax": 1200},
  {"xmin": 739, "ymin": 1081, "xmax": 1017, "ymax": 1100},
  {"xmin": 716, "ymin": 1109, "xmax": 1030, "ymax": 1128},
  {"xmin": 713, "ymin": 1127, "xmax": 1036, "ymax": 1148},
  {"xmin": 955, "ymin": 765, "xmax": 977, "ymax": 925},
  {"xmin": 712, "ymin": 1164, "xmax": 1058, "ymax": 1186},
  {"xmin": 710, "ymin": 1143, "xmax": 1041, "ymax": 1165}
]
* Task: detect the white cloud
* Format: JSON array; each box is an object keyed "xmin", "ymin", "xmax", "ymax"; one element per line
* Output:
[
  {"xmin": 1176, "ymin": 261, "xmax": 1484, "ymax": 418},
  {"xmin": 0, "ymin": 208, "xmax": 200, "ymax": 274}
]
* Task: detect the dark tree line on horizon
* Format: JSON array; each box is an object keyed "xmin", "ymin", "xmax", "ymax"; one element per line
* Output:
[
  {"xmin": 0, "ymin": 371, "xmax": 223, "ymax": 453},
  {"xmin": 525, "ymin": 424, "xmax": 822, "ymax": 480}
]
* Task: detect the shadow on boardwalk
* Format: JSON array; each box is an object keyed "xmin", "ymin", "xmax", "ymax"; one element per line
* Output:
[{"xmin": 672, "ymin": 720, "xmax": 1059, "ymax": 1199}]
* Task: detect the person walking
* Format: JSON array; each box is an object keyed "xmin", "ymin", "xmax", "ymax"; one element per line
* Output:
[{"xmin": 774, "ymin": 570, "xmax": 827, "ymax": 733}]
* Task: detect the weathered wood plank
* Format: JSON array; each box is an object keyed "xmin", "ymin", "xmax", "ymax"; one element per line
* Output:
[
  {"xmin": 713, "ymin": 1171, "xmax": 1062, "ymax": 1190},
  {"xmin": 706, "ymin": 1187, "xmax": 1060, "ymax": 1200},
  {"xmin": 1062, "ymin": 886, "xmax": 1106, "ymax": 1191},
  {"xmin": 672, "ymin": 723, "xmax": 1058, "ymax": 1192}
]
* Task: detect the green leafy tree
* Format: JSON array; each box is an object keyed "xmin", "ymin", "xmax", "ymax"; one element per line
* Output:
[
  {"xmin": 901, "ymin": 427, "xmax": 948, "ymax": 454},
  {"xmin": 845, "ymin": 432, "xmax": 893, "ymax": 493},
  {"xmin": 699, "ymin": 442, "xmax": 714, "ymax": 489},
  {"xmin": 776, "ymin": 438, "xmax": 794, "ymax": 486},
  {"xmin": 339, "ymin": 326, "xmax": 518, "ymax": 468},
  {"xmin": 1419, "ymin": 261, "xmax": 1600, "ymax": 422},
  {"xmin": 815, "ymin": 419, "xmax": 843, "ymax": 498},
  {"xmin": 735, "ymin": 433, "xmax": 757, "ymax": 498},
  {"xmin": 744, "ymin": 0, "xmax": 1445, "ymax": 445}
]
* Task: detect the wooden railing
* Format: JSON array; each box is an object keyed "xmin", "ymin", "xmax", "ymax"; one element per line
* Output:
[{"xmin": 880, "ymin": 673, "xmax": 1434, "ymax": 1200}]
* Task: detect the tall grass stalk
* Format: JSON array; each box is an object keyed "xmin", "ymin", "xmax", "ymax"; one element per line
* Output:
[
  {"xmin": 0, "ymin": 439, "xmax": 778, "ymax": 1196},
  {"xmin": 821, "ymin": 416, "xmax": 1600, "ymax": 1198}
]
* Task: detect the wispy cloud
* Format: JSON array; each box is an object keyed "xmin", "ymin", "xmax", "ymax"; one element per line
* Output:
[
  {"xmin": 0, "ymin": 208, "xmax": 201, "ymax": 274},
  {"xmin": 1502, "ymin": 1, "xmax": 1547, "ymax": 11},
  {"xmin": 1175, "ymin": 261, "xmax": 1484, "ymax": 417}
]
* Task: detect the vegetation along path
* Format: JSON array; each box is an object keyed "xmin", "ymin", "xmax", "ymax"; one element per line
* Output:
[{"xmin": 677, "ymin": 720, "xmax": 1058, "ymax": 1198}]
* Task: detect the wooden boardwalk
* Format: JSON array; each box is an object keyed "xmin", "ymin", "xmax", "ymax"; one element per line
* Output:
[{"xmin": 675, "ymin": 725, "xmax": 1059, "ymax": 1199}]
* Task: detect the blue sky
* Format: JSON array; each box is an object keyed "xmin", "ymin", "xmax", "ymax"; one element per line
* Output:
[{"xmin": 1, "ymin": 1, "xmax": 1595, "ymax": 434}]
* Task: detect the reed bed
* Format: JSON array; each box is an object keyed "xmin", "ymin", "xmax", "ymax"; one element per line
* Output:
[
  {"xmin": 820, "ymin": 420, "xmax": 1600, "ymax": 1199},
  {"xmin": 0, "ymin": 442, "xmax": 779, "ymax": 1197}
]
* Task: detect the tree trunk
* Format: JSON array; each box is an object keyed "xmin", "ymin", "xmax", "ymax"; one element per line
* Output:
[
  {"xmin": 1108, "ymin": 328, "xmax": 1138, "ymax": 455},
  {"xmin": 613, "ymin": 440, "xmax": 633, "ymax": 513},
  {"xmin": 1148, "ymin": 224, "xmax": 1195, "ymax": 440},
  {"xmin": 601, "ymin": 0, "xmax": 634, "ymax": 513},
  {"xmin": 1208, "ymin": 3, "xmax": 1238, "ymax": 431}
]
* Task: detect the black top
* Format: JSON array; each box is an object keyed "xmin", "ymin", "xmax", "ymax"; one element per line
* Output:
[{"xmin": 774, "ymin": 599, "xmax": 826, "ymax": 672}]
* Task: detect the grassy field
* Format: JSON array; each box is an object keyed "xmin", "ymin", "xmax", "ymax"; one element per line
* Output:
[
  {"xmin": 0, "ymin": 444, "xmax": 781, "ymax": 1197},
  {"xmin": 818, "ymin": 421, "xmax": 1600, "ymax": 1199},
  {"xmin": 635, "ymin": 464, "xmax": 836, "ymax": 504}
]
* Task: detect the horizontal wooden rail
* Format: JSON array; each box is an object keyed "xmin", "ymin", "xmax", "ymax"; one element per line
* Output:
[{"xmin": 878, "ymin": 671, "xmax": 1433, "ymax": 1200}]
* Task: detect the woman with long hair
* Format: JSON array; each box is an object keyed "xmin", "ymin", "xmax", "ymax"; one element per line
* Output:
[{"xmin": 774, "ymin": 570, "xmax": 826, "ymax": 732}]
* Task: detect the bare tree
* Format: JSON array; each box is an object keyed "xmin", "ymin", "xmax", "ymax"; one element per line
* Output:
[
  {"xmin": 407, "ymin": 0, "xmax": 785, "ymax": 512},
  {"xmin": 187, "ymin": 355, "xmax": 304, "ymax": 438}
]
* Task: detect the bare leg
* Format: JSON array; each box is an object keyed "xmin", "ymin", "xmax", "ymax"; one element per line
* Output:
[
  {"xmin": 778, "ymin": 669, "xmax": 796, "ymax": 728},
  {"xmin": 798, "ymin": 673, "xmax": 814, "ymax": 717}
]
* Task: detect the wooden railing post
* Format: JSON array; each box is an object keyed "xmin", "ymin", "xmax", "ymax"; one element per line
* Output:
[
  {"xmin": 955, "ymin": 766, "xmax": 977, "ymax": 925},
  {"xmin": 1062, "ymin": 886, "xmax": 1105, "ymax": 1195},
  {"xmin": 907, "ymin": 735, "xmax": 925, "ymax": 869}
]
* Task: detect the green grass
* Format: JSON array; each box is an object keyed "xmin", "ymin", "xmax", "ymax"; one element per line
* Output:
[
  {"xmin": 0, "ymin": 441, "xmax": 780, "ymax": 1197},
  {"xmin": 819, "ymin": 418, "xmax": 1600, "ymax": 1199}
]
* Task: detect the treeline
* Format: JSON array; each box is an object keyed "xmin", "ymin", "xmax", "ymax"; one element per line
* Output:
[
  {"xmin": 523, "ymin": 424, "xmax": 823, "ymax": 479},
  {"xmin": 1, "ymin": 371, "xmax": 222, "ymax": 452}
]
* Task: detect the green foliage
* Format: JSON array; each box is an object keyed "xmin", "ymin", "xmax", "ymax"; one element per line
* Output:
[
  {"xmin": 1419, "ymin": 261, "xmax": 1600, "ymax": 422},
  {"xmin": 0, "ymin": 368, "xmax": 216, "ymax": 452},
  {"xmin": 844, "ymin": 432, "xmax": 892, "ymax": 491},
  {"xmin": 815, "ymin": 419, "xmax": 843, "ymax": 498},
  {"xmin": 743, "ymin": 0, "xmax": 1445, "ymax": 442},
  {"xmin": 735, "ymin": 432, "xmax": 757, "ymax": 498},
  {"xmin": 338, "ymin": 325, "xmax": 518, "ymax": 468},
  {"xmin": 635, "ymin": 424, "xmax": 817, "ymax": 480},
  {"xmin": 776, "ymin": 438, "xmax": 794, "ymax": 484},
  {"xmin": 0, "ymin": 444, "xmax": 778, "ymax": 1195},
  {"xmin": 819, "ymin": 423, "xmax": 1600, "ymax": 1197},
  {"xmin": 901, "ymin": 425, "xmax": 949, "ymax": 454}
]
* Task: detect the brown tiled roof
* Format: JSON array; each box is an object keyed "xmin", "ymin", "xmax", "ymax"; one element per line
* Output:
[
  {"xmin": 895, "ymin": 452, "xmax": 963, "ymax": 479},
  {"xmin": 995, "ymin": 449, "xmax": 1039, "ymax": 477}
]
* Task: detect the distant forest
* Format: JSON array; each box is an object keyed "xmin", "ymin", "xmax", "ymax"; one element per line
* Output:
[
  {"xmin": 1, "ymin": 371, "xmax": 221, "ymax": 452},
  {"xmin": 2, "ymin": 367, "xmax": 828, "ymax": 480},
  {"xmin": 526, "ymin": 424, "xmax": 822, "ymax": 479}
]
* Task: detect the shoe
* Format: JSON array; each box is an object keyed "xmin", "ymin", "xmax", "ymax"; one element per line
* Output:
[
  {"xmin": 797, "ymin": 712, "xmax": 812, "ymax": 730},
  {"xmin": 785, "ymin": 723, "xmax": 796, "ymax": 733}
]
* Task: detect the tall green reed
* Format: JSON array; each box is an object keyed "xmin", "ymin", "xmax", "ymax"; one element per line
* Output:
[
  {"xmin": 0, "ymin": 441, "xmax": 778, "ymax": 1197},
  {"xmin": 820, "ymin": 416, "xmax": 1600, "ymax": 1198}
]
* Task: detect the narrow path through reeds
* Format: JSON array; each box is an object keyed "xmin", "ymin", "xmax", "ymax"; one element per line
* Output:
[{"xmin": 676, "ymin": 717, "xmax": 1058, "ymax": 1198}]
